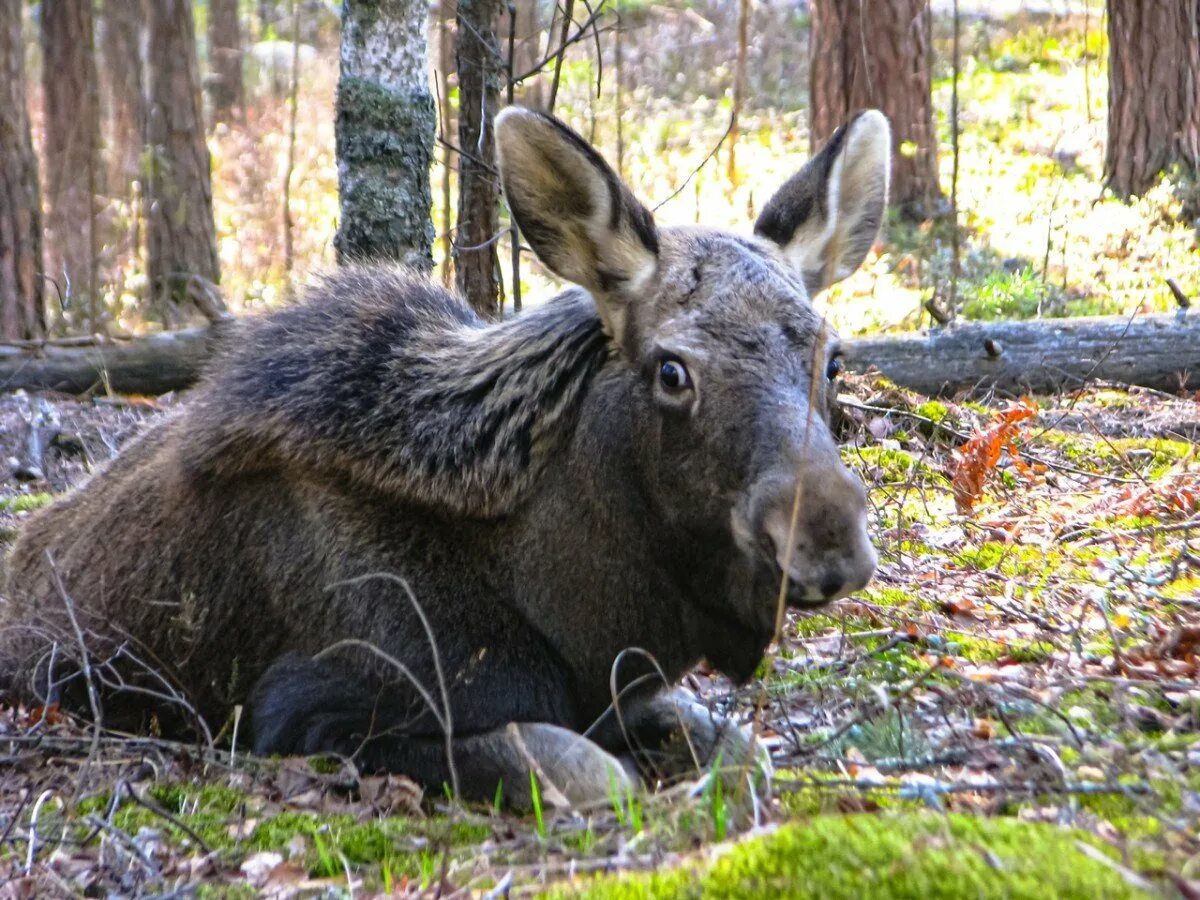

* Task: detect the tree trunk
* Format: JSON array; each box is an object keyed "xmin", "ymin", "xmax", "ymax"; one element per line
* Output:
[
  {"xmin": 100, "ymin": 0, "xmax": 145, "ymax": 193},
  {"xmin": 208, "ymin": 0, "xmax": 244, "ymax": 123},
  {"xmin": 809, "ymin": 0, "xmax": 942, "ymax": 218},
  {"xmin": 454, "ymin": 0, "xmax": 503, "ymax": 317},
  {"xmin": 0, "ymin": 0, "xmax": 44, "ymax": 340},
  {"xmin": 1103, "ymin": 0, "xmax": 1200, "ymax": 199},
  {"xmin": 334, "ymin": 0, "xmax": 436, "ymax": 268},
  {"xmin": 41, "ymin": 0, "xmax": 101, "ymax": 328},
  {"xmin": 145, "ymin": 0, "xmax": 222, "ymax": 326},
  {"xmin": 4, "ymin": 313, "xmax": 1198, "ymax": 398}
]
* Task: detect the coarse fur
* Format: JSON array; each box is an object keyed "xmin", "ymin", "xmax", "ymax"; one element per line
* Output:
[{"xmin": 1, "ymin": 109, "xmax": 890, "ymax": 806}]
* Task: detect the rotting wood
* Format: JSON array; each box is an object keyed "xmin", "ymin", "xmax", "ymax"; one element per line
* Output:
[{"xmin": 0, "ymin": 313, "xmax": 1197, "ymax": 398}]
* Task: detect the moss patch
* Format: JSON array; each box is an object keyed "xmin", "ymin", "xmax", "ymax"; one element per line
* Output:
[
  {"xmin": 0, "ymin": 492, "xmax": 55, "ymax": 513},
  {"xmin": 560, "ymin": 813, "xmax": 1149, "ymax": 899}
]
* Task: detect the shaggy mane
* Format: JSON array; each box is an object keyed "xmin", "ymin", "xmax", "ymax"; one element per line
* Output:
[{"xmin": 183, "ymin": 267, "xmax": 612, "ymax": 517}]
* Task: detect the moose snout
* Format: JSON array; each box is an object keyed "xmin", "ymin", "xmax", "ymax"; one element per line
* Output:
[{"xmin": 748, "ymin": 462, "xmax": 877, "ymax": 607}]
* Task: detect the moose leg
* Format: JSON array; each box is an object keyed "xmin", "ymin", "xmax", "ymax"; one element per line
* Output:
[{"xmin": 247, "ymin": 655, "xmax": 632, "ymax": 808}]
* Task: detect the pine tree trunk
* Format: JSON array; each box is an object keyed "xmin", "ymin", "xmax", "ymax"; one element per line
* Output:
[
  {"xmin": 0, "ymin": 0, "xmax": 44, "ymax": 340},
  {"xmin": 145, "ymin": 0, "xmax": 222, "ymax": 325},
  {"xmin": 41, "ymin": 0, "xmax": 101, "ymax": 328},
  {"xmin": 100, "ymin": 0, "xmax": 146, "ymax": 193},
  {"xmin": 454, "ymin": 0, "xmax": 503, "ymax": 318},
  {"xmin": 809, "ymin": 0, "xmax": 942, "ymax": 218},
  {"xmin": 1104, "ymin": 0, "xmax": 1200, "ymax": 199},
  {"xmin": 334, "ymin": 0, "xmax": 436, "ymax": 268},
  {"xmin": 208, "ymin": 0, "xmax": 244, "ymax": 123}
]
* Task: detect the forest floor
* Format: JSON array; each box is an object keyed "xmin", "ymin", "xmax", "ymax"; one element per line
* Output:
[{"xmin": 1, "ymin": 374, "xmax": 1197, "ymax": 898}]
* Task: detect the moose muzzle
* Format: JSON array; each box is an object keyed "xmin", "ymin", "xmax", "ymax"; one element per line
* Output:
[{"xmin": 744, "ymin": 439, "xmax": 877, "ymax": 607}]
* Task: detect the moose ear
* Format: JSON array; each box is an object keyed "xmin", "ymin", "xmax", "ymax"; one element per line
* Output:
[
  {"xmin": 754, "ymin": 110, "xmax": 890, "ymax": 293},
  {"xmin": 495, "ymin": 108, "xmax": 659, "ymax": 329}
]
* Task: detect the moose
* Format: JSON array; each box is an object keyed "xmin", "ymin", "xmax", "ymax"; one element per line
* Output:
[{"xmin": 1, "ymin": 107, "xmax": 886, "ymax": 806}]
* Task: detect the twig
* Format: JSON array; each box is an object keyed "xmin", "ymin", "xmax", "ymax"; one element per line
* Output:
[
  {"xmin": 547, "ymin": 0, "xmax": 576, "ymax": 112},
  {"xmin": 322, "ymin": 573, "xmax": 459, "ymax": 799},
  {"xmin": 652, "ymin": 115, "xmax": 736, "ymax": 212},
  {"xmin": 121, "ymin": 781, "xmax": 214, "ymax": 855}
]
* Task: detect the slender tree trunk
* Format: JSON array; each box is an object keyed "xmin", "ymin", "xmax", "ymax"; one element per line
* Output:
[
  {"xmin": 100, "ymin": 0, "xmax": 146, "ymax": 193},
  {"xmin": 0, "ymin": 0, "xmax": 44, "ymax": 339},
  {"xmin": 809, "ymin": 0, "xmax": 943, "ymax": 218},
  {"xmin": 41, "ymin": 0, "xmax": 101, "ymax": 328},
  {"xmin": 208, "ymin": 0, "xmax": 245, "ymax": 123},
  {"xmin": 1103, "ymin": 0, "xmax": 1200, "ymax": 199},
  {"xmin": 145, "ymin": 0, "xmax": 222, "ymax": 325},
  {"xmin": 259, "ymin": 0, "xmax": 279, "ymax": 39},
  {"xmin": 455, "ymin": 0, "xmax": 503, "ymax": 317},
  {"xmin": 335, "ymin": 0, "xmax": 436, "ymax": 268}
]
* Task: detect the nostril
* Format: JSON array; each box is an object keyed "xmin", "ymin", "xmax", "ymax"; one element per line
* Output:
[{"xmin": 819, "ymin": 574, "xmax": 844, "ymax": 600}]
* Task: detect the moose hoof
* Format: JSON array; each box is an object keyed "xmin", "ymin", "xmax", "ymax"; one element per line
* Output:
[{"xmin": 505, "ymin": 722, "xmax": 635, "ymax": 810}]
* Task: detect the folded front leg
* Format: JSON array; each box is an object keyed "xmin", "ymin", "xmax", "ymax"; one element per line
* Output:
[
  {"xmin": 247, "ymin": 654, "xmax": 633, "ymax": 808},
  {"xmin": 597, "ymin": 688, "xmax": 767, "ymax": 785}
]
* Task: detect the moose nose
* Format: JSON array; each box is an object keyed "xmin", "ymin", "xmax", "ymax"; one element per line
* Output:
[{"xmin": 756, "ymin": 465, "xmax": 877, "ymax": 607}]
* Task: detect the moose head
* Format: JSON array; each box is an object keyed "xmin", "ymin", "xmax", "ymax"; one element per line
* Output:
[{"xmin": 496, "ymin": 108, "xmax": 886, "ymax": 635}]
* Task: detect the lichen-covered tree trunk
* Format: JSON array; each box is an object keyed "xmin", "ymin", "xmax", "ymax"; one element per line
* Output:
[
  {"xmin": 809, "ymin": 0, "xmax": 942, "ymax": 218},
  {"xmin": 41, "ymin": 0, "xmax": 101, "ymax": 327},
  {"xmin": 1104, "ymin": 0, "xmax": 1200, "ymax": 199},
  {"xmin": 208, "ymin": 0, "xmax": 244, "ymax": 123},
  {"xmin": 454, "ymin": 0, "xmax": 503, "ymax": 317},
  {"xmin": 100, "ymin": 0, "xmax": 146, "ymax": 193},
  {"xmin": 145, "ymin": 0, "xmax": 222, "ymax": 325},
  {"xmin": 0, "ymin": 0, "xmax": 44, "ymax": 340},
  {"xmin": 334, "ymin": 0, "xmax": 436, "ymax": 268}
]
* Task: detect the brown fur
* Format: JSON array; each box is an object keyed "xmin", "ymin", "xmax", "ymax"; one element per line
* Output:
[{"xmin": 1, "ymin": 109, "xmax": 889, "ymax": 804}]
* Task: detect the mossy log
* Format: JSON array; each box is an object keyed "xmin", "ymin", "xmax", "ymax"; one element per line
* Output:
[{"xmin": 0, "ymin": 312, "xmax": 1197, "ymax": 397}]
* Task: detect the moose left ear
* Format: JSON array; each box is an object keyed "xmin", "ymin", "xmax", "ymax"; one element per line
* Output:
[{"xmin": 754, "ymin": 110, "xmax": 891, "ymax": 293}]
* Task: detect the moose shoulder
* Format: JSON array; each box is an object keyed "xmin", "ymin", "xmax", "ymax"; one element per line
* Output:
[{"xmin": 1, "ymin": 108, "xmax": 888, "ymax": 806}]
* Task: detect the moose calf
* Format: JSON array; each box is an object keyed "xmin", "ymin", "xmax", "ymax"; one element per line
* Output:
[{"xmin": 2, "ymin": 108, "xmax": 886, "ymax": 806}]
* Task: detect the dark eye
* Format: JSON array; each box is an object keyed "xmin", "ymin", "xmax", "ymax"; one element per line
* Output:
[
  {"xmin": 658, "ymin": 358, "xmax": 691, "ymax": 392},
  {"xmin": 826, "ymin": 354, "xmax": 844, "ymax": 381}
]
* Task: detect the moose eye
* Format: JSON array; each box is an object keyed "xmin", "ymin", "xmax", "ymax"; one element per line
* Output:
[
  {"xmin": 826, "ymin": 354, "xmax": 845, "ymax": 381},
  {"xmin": 658, "ymin": 358, "xmax": 691, "ymax": 392}
]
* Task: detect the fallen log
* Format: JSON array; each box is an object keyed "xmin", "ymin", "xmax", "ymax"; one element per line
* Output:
[
  {"xmin": 840, "ymin": 312, "xmax": 1200, "ymax": 396},
  {"xmin": 0, "ymin": 312, "xmax": 1196, "ymax": 398},
  {"xmin": 0, "ymin": 327, "xmax": 217, "ymax": 396}
]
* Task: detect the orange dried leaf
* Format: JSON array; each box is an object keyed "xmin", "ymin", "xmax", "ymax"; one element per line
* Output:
[{"xmin": 951, "ymin": 400, "xmax": 1038, "ymax": 514}]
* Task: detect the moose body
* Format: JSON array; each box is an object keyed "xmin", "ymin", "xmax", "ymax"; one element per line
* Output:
[{"xmin": 2, "ymin": 109, "xmax": 887, "ymax": 804}]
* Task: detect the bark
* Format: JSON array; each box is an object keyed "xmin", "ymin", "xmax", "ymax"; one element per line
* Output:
[
  {"xmin": 41, "ymin": 0, "xmax": 102, "ymax": 325},
  {"xmin": 809, "ymin": 0, "xmax": 942, "ymax": 218},
  {"xmin": 100, "ymin": 0, "xmax": 145, "ymax": 192},
  {"xmin": 145, "ymin": 0, "xmax": 222, "ymax": 325},
  {"xmin": 454, "ymin": 0, "xmax": 503, "ymax": 318},
  {"xmin": 4, "ymin": 314, "xmax": 1197, "ymax": 398},
  {"xmin": 334, "ymin": 0, "xmax": 436, "ymax": 268},
  {"xmin": 208, "ymin": 0, "xmax": 245, "ymax": 123},
  {"xmin": 1103, "ymin": 0, "xmax": 1200, "ymax": 199},
  {"xmin": 0, "ymin": 0, "xmax": 44, "ymax": 339}
]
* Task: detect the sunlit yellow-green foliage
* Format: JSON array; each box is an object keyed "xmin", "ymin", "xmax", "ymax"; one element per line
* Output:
[{"xmin": 114, "ymin": 7, "xmax": 1196, "ymax": 340}]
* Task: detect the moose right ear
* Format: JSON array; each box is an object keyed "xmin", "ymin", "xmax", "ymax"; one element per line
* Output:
[{"xmin": 495, "ymin": 108, "xmax": 659, "ymax": 336}]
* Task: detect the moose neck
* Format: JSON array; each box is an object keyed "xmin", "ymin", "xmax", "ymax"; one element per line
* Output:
[{"xmin": 358, "ymin": 287, "xmax": 613, "ymax": 518}]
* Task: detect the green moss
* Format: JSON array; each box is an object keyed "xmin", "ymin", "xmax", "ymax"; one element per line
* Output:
[
  {"xmin": 559, "ymin": 813, "xmax": 1149, "ymax": 899},
  {"xmin": 850, "ymin": 447, "xmax": 949, "ymax": 487},
  {"xmin": 954, "ymin": 542, "xmax": 1066, "ymax": 579},
  {"xmin": 0, "ymin": 492, "xmax": 55, "ymax": 513}
]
